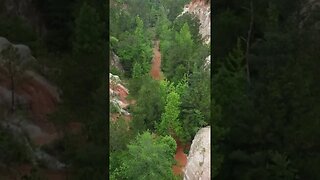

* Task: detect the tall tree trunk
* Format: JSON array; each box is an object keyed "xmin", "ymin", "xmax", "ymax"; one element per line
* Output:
[
  {"xmin": 10, "ymin": 74, "xmax": 15, "ymax": 113},
  {"xmin": 9, "ymin": 61, "xmax": 15, "ymax": 113},
  {"xmin": 245, "ymin": 0, "xmax": 254, "ymax": 84}
]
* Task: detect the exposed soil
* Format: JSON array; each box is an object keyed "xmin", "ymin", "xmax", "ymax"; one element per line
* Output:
[
  {"xmin": 114, "ymin": 83, "xmax": 129, "ymax": 105},
  {"xmin": 0, "ymin": 70, "xmax": 75, "ymax": 179},
  {"xmin": 110, "ymin": 79, "xmax": 130, "ymax": 122},
  {"xmin": 150, "ymin": 40, "xmax": 163, "ymax": 80},
  {"xmin": 149, "ymin": 40, "xmax": 188, "ymax": 176},
  {"xmin": 0, "ymin": 70, "xmax": 59, "ymax": 141},
  {"xmin": 173, "ymin": 139, "xmax": 188, "ymax": 175},
  {"xmin": 110, "ymin": 39, "xmax": 189, "ymax": 177}
]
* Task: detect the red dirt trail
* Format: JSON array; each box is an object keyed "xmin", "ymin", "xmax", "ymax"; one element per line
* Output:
[
  {"xmin": 149, "ymin": 40, "xmax": 188, "ymax": 176},
  {"xmin": 110, "ymin": 39, "xmax": 188, "ymax": 177},
  {"xmin": 173, "ymin": 139, "xmax": 189, "ymax": 176},
  {"xmin": 150, "ymin": 40, "xmax": 162, "ymax": 80}
]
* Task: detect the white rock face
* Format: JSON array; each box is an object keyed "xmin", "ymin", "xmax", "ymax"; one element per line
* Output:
[
  {"xmin": 184, "ymin": 126, "xmax": 211, "ymax": 180},
  {"xmin": 109, "ymin": 73, "xmax": 130, "ymax": 116},
  {"xmin": 178, "ymin": 1, "xmax": 211, "ymax": 70},
  {"xmin": 0, "ymin": 36, "xmax": 36, "ymax": 63},
  {"xmin": 300, "ymin": 0, "xmax": 320, "ymax": 29},
  {"xmin": 0, "ymin": 37, "xmax": 60, "ymax": 112},
  {"xmin": 0, "ymin": 37, "xmax": 11, "ymax": 51},
  {"xmin": 204, "ymin": 55, "xmax": 210, "ymax": 71},
  {"xmin": 110, "ymin": 51, "xmax": 124, "ymax": 73},
  {"xmin": 179, "ymin": 0, "xmax": 211, "ymax": 44}
]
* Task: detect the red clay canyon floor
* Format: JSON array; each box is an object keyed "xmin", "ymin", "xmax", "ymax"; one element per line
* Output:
[{"xmin": 149, "ymin": 40, "xmax": 188, "ymax": 176}]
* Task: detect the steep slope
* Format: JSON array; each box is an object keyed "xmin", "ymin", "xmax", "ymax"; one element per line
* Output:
[
  {"xmin": 0, "ymin": 37, "xmax": 67, "ymax": 179},
  {"xmin": 109, "ymin": 73, "xmax": 131, "ymax": 121},
  {"xmin": 110, "ymin": 50, "xmax": 124, "ymax": 73},
  {"xmin": 179, "ymin": 0, "xmax": 211, "ymax": 70},
  {"xmin": 0, "ymin": 37, "xmax": 60, "ymax": 145},
  {"xmin": 179, "ymin": 0, "xmax": 211, "ymax": 44},
  {"xmin": 109, "ymin": 49, "xmax": 130, "ymax": 122},
  {"xmin": 184, "ymin": 126, "xmax": 211, "ymax": 180}
]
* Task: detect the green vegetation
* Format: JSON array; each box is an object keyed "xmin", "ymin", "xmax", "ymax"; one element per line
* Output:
[
  {"xmin": 158, "ymin": 90, "xmax": 183, "ymax": 139},
  {"xmin": 214, "ymin": 0, "xmax": 320, "ymax": 179},
  {"xmin": 2, "ymin": 0, "xmax": 319, "ymax": 179},
  {"xmin": 131, "ymin": 76, "xmax": 165, "ymax": 132},
  {"xmin": 0, "ymin": 128, "xmax": 30, "ymax": 165},
  {"xmin": 110, "ymin": 0, "xmax": 210, "ymax": 179},
  {"xmin": 1, "ymin": 0, "xmax": 107, "ymax": 179},
  {"xmin": 121, "ymin": 132, "xmax": 176, "ymax": 180}
]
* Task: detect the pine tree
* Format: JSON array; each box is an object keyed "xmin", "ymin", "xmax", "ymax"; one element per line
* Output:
[
  {"xmin": 164, "ymin": 23, "xmax": 194, "ymax": 82},
  {"xmin": 59, "ymin": 2, "xmax": 105, "ymax": 114},
  {"xmin": 158, "ymin": 91, "xmax": 183, "ymax": 139},
  {"xmin": 0, "ymin": 44, "xmax": 34, "ymax": 113},
  {"xmin": 73, "ymin": 2, "xmax": 104, "ymax": 55},
  {"xmin": 122, "ymin": 132, "xmax": 176, "ymax": 180},
  {"xmin": 132, "ymin": 62, "xmax": 144, "ymax": 78}
]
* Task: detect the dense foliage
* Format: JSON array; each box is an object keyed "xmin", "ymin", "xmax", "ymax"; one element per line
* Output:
[
  {"xmin": 213, "ymin": 0, "xmax": 320, "ymax": 179},
  {"xmin": 1, "ymin": 0, "xmax": 107, "ymax": 179},
  {"xmin": 109, "ymin": 0, "xmax": 210, "ymax": 179}
]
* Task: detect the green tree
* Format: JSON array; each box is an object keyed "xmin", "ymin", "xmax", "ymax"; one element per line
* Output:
[
  {"xmin": 34, "ymin": 0, "xmax": 76, "ymax": 52},
  {"xmin": 179, "ymin": 67, "xmax": 210, "ymax": 142},
  {"xmin": 132, "ymin": 61, "xmax": 144, "ymax": 79},
  {"xmin": 116, "ymin": 16, "xmax": 152, "ymax": 77},
  {"xmin": 0, "ymin": 16, "xmax": 38, "ymax": 51},
  {"xmin": 122, "ymin": 131, "xmax": 176, "ymax": 180},
  {"xmin": 158, "ymin": 91, "xmax": 183, "ymax": 139},
  {"xmin": 131, "ymin": 76, "xmax": 165, "ymax": 132},
  {"xmin": 110, "ymin": 118, "xmax": 133, "ymax": 152},
  {"xmin": 59, "ymin": 2, "xmax": 105, "ymax": 114},
  {"xmin": 174, "ymin": 13, "xmax": 202, "ymax": 45},
  {"xmin": 160, "ymin": 0, "xmax": 189, "ymax": 22},
  {"xmin": 110, "ymin": 151, "xmax": 130, "ymax": 180},
  {"xmin": 158, "ymin": 135, "xmax": 177, "ymax": 157},
  {"xmin": 0, "ymin": 44, "xmax": 34, "ymax": 113},
  {"xmin": 156, "ymin": 6, "xmax": 173, "ymax": 70},
  {"xmin": 73, "ymin": 2, "xmax": 104, "ymax": 55},
  {"xmin": 0, "ymin": 127, "xmax": 30, "ymax": 165},
  {"xmin": 164, "ymin": 23, "xmax": 195, "ymax": 82},
  {"xmin": 211, "ymin": 98, "xmax": 226, "ymax": 178},
  {"xmin": 267, "ymin": 151, "xmax": 297, "ymax": 180}
]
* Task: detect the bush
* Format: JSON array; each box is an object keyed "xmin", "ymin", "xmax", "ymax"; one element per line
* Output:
[
  {"xmin": 0, "ymin": 127, "xmax": 30, "ymax": 164},
  {"xmin": 0, "ymin": 16, "xmax": 38, "ymax": 49}
]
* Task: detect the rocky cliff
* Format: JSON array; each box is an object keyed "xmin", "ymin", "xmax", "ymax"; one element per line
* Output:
[
  {"xmin": 109, "ymin": 73, "xmax": 131, "ymax": 121},
  {"xmin": 0, "ymin": 37, "xmax": 59, "ymax": 129},
  {"xmin": 179, "ymin": 0, "xmax": 211, "ymax": 44},
  {"xmin": 178, "ymin": 0, "xmax": 211, "ymax": 70},
  {"xmin": 109, "ymin": 48, "xmax": 132, "ymax": 121},
  {"xmin": 184, "ymin": 126, "xmax": 211, "ymax": 180},
  {"xmin": 0, "ymin": 37, "xmax": 65, "ymax": 178},
  {"xmin": 300, "ymin": 0, "xmax": 320, "ymax": 29},
  {"xmin": 110, "ymin": 50, "xmax": 124, "ymax": 73}
]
